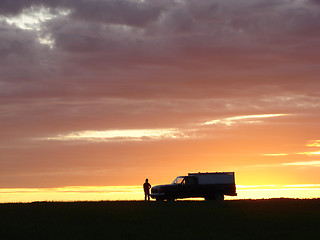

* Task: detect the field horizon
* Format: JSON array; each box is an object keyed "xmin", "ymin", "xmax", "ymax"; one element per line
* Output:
[
  {"xmin": 1, "ymin": 198, "xmax": 319, "ymax": 239},
  {"xmin": 1, "ymin": 197, "xmax": 320, "ymax": 204}
]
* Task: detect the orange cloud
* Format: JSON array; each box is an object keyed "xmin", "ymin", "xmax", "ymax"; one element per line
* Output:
[
  {"xmin": 297, "ymin": 151, "xmax": 320, "ymax": 156},
  {"xmin": 261, "ymin": 153, "xmax": 289, "ymax": 156},
  {"xmin": 41, "ymin": 113, "xmax": 290, "ymax": 142},
  {"xmin": 43, "ymin": 128, "xmax": 187, "ymax": 142},
  {"xmin": 202, "ymin": 114, "xmax": 289, "ymax": 126},
  {"xmin": 306, "ymin": 140, "xmax": 320, "ymax": 148},
  {"xmin": 282, "ymin": 161, "xmax": 320, "ymax": 167}
]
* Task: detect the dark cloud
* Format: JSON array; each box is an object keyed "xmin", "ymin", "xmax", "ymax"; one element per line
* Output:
[
  {"xmin": 0, "ymin": 0, "xmax": 166, "ymax": 27},
  {"xmin": 0, "ymin": 0, "xmax": 64, "ymax": 16},
  {"xmin": 0, "ymin": 0, "xmax": 319, "ymax": 105},
  {"xmin": 310, "ymin": 0, "xmax": 320, "ymax": 5},
  {"xmin": 1, "ymin": 0, "xmax": 320, "ymax": 103},
  {"xmin": 0, "ymin": 21, "xmax": 54, "ymax": 85},
  {"xmin": 2, "ymin": 1, "xmax": 320, "ymax": 70},
  {"xmin": 70, "ymin": 0, "xmax": 165, "ymax": 27}
]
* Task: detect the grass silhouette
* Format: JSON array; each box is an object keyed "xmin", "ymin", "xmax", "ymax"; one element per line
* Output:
[{"xmin": 0, "ymin": 199, "xmax": 319, "ymax": 239}]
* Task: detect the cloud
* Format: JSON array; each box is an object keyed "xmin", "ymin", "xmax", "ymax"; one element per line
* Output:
[
  {"xmin": 42, "ymin": 128, "xmax": 186, "ymax": 142},
  {"xmin": 282, "ymin": 161, "xmax": 320, "ymax": 167},
  {"xmin": 1, "ymin": 0, "xmax": 320, "ymax": 99},
  {"xmin": 306, "ymin": 140, "xmax": 320, "ymax": 147},
  {"xmin": 202, "ymin": 114, "xmax": 288, "ymax": 126},
  {"xmin": 297, "ymin": 151, "xmax": 320, "ymax": 156},
  {"xmin": 36, "ymin": 112, "xmax": 290, "ymax": 143},
  {"xmin": 283, "ymin": 184, "xmax": 320, "ymax": 188},
  {"xmin": 261, "ymin": 139, "xmax": 320, "ymax": 157},
  {"xmin": 261, "ymin": 153, "xmax": 288, "ymax": 157},
  {"xmin": 243, "ymin": 160, "xmax": 320, "ymax": 169},
  {"xmin": 297, "ymin": 141, "xmax": 320, "ymax": 155},
  {"xmin": 70, "ymin": 0, "xmax": 166, "ymax": 27},
  {"xmin": 0, "ymin": 0, "xmax": 166, "ymax": 26}
]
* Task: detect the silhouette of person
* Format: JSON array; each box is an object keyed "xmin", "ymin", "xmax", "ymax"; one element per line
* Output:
[{"xmin": 143, "ymin": 178, "xmax": 151, "ymax": 201}]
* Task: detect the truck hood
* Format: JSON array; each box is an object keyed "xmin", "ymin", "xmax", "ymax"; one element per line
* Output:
[{"xmin": 152, "ymin": 184, "xmax": 171, "ymax": 189}]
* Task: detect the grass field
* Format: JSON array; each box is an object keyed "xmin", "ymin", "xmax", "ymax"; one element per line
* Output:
[{"xmin": 0, "ymin": 199, "xmax": 319, "ymax": 240}]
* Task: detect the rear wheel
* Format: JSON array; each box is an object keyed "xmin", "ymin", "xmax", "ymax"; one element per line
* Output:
[
  {"xmin": 205, "ymin": 192, "xmax": 224, "ymax": 201},
  {"xmin": 214, "ymin": 192, "xmax": 224, "ymax": 201}
]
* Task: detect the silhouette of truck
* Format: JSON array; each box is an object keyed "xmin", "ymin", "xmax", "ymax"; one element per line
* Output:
[{"xmin": 150, "ymin": 172, "xmax": 237, "ymax": 201}]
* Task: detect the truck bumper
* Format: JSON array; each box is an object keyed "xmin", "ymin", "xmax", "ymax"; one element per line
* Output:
[
  {"xmin": 150, "ymin": 193, "xmax": 165, "ymax": 199},
  {"xmin": 227, "ymin": 193, "xmax": 237, "ymax": 196}
]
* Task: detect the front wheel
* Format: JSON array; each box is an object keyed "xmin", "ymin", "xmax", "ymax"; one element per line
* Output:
[{"xmin": 166, "ymin": 197, "xmax": 175, "ymax": 202}]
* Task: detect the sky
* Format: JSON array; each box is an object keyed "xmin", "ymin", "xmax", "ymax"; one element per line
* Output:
[{"xmin": 1, "ymin": 0, "xmax": 320, "ymax": 201}]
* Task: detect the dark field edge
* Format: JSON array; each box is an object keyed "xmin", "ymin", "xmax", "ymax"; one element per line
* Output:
[
  {"xmin": 1, "ymin": 197, "xmax": 320, "ymax": 204},
  {"xmin": 1, "ymin": 198, "xmax": 319, "ymax": 240}
]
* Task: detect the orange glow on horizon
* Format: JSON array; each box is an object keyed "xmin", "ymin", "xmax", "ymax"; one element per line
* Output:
[{"xmin": 0, "ymin": 185, "xmax": 319, "ymax": 203}]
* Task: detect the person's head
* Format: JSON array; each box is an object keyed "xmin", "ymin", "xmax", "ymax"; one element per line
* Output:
[{"xmin": 145, "ymin": 178, "xmax": 148, "ymax": 183}]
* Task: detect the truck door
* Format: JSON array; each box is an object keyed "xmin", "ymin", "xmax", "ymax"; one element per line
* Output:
[{"xmin": 180, "ymin": 176, "xmax": 198, "ymax": 197}]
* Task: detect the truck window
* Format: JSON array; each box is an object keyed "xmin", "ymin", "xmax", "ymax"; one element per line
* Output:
[{"xmin": 172, "ymin": 177, "xmax": 185, "ymax": 184}]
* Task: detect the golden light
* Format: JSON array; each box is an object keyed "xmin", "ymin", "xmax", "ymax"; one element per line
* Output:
[
  {"xmin": 0, "ymin": 186, "xmax": 143, "ymax": 203},
  {"xmin": 1, "ymin": 184, "xmax": 319, "ymax": 203}
]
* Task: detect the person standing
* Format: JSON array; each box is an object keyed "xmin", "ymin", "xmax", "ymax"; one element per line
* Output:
[{"xmin": 143, "ymin": 179, "xmax": 151, "ymax": 201}]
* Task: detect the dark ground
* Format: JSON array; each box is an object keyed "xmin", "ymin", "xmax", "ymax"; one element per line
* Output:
[{"xmin": 0, "ymin": 199, "xmax": 319, "ymax": 240}]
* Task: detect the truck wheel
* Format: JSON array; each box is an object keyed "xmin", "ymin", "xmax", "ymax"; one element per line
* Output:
[
  {"xmin": 205, "ymin": 192, "xmax": 224, "ymax": 201},
  {"xmin": 156, "ymin": 197, "xmax": 164, "ymax": 202},
  {"xmin": 166, "ymin": 197, "xmax": 175, "ymax": 202},
  {"xmin": 214, "ymin": 192, "xmax": 224, "ymax": 201},
  {"xmin": 205, "ymin": 196, "xmax": 216, "ymax": 201}
]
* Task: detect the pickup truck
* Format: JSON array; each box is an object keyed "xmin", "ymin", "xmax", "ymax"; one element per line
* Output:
[{"xmin": 150, "ymin": 172, "xmax": 237, "ymax": 201}]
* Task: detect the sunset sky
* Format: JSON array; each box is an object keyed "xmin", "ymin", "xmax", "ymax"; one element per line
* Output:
[{"xmin": 1, "ymin": 0, "xmax": 320, "ymax": 202}]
